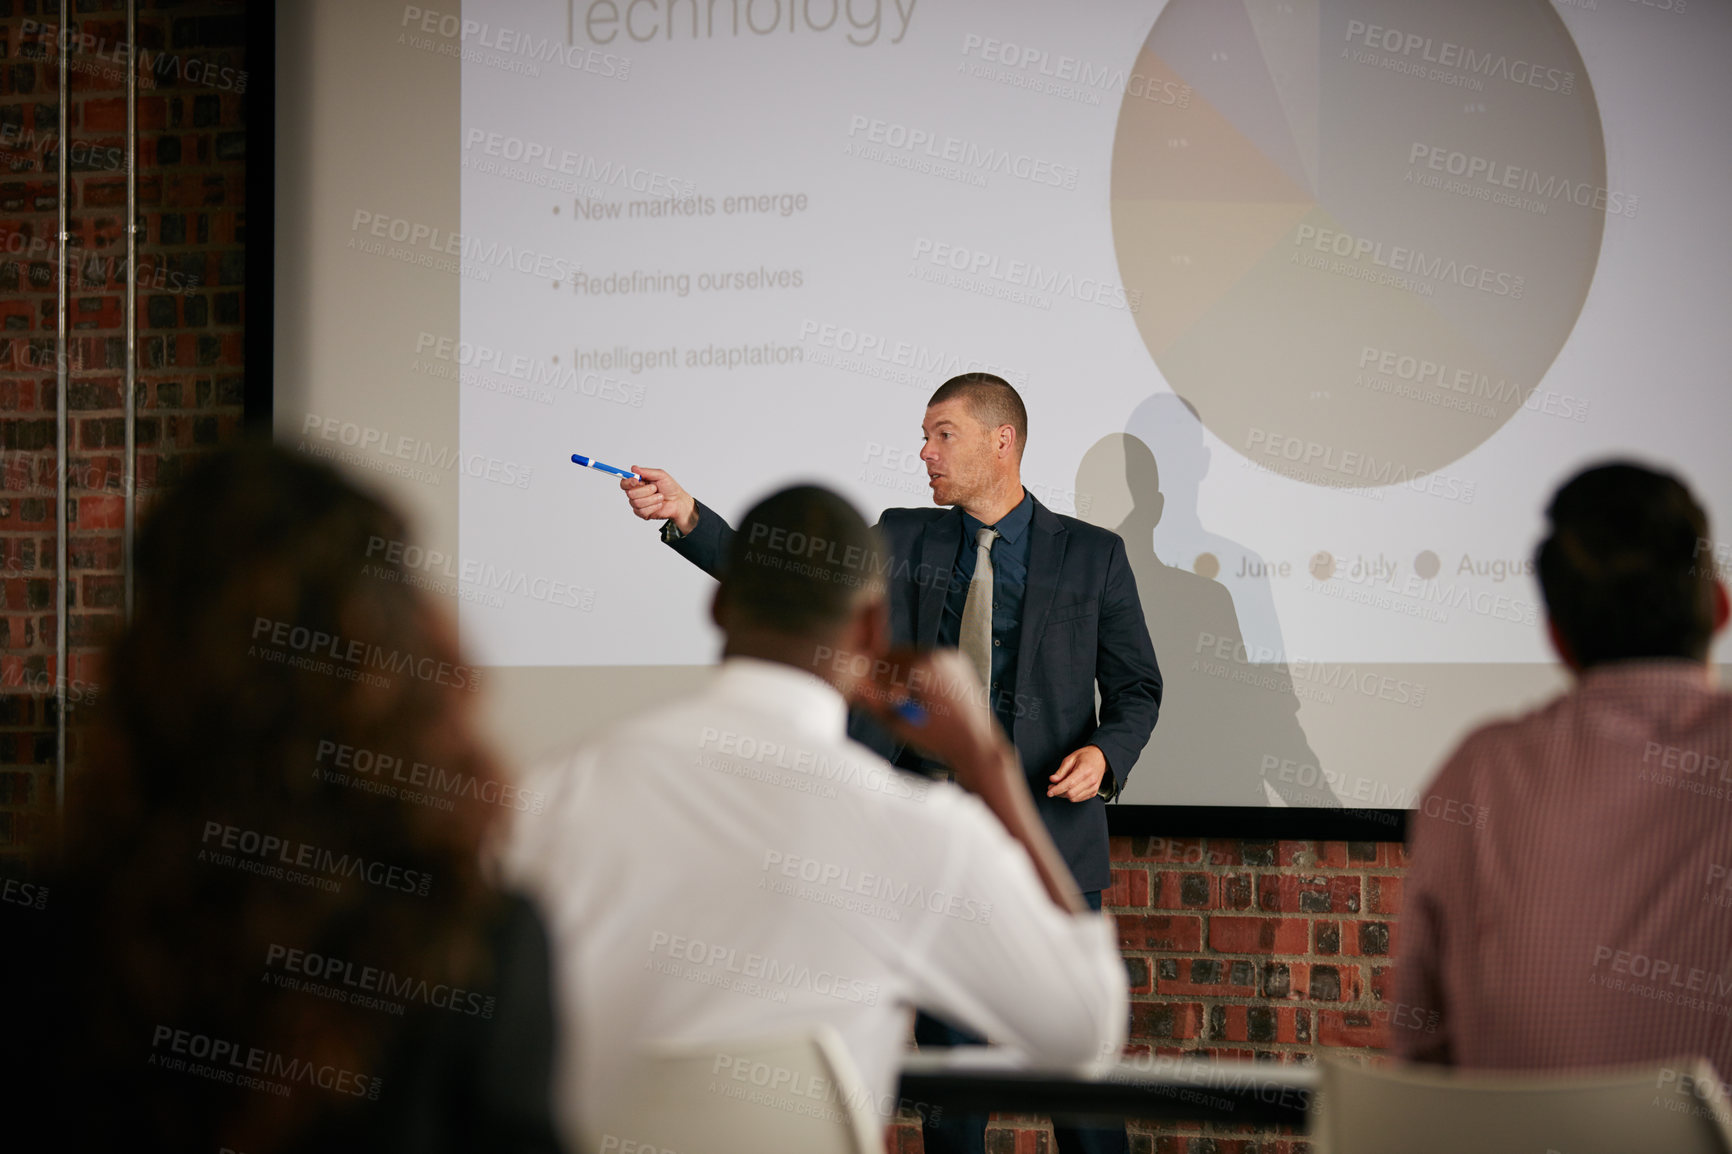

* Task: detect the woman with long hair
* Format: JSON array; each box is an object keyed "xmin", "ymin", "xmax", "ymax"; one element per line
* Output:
[{"xmin": 14, "ymin": 442, "xmax": 565, "ymax": 1153}]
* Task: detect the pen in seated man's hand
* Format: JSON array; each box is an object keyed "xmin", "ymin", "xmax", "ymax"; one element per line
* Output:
[
  {"xmin": 850, "ymin": 647, "xmax": 1111, "ymax": 804},
  {"xmin": 849, "ymin": 646, "xmax": 1090, "ymax": 917}
]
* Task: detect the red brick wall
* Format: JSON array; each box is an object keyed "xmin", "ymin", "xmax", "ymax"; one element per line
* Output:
[
  {"xmin": 1112, "ymin": 836, "xmax": 1401, "ymax": 1152},
  {"xmin": 886, "ymin": 836, "xmax": 1406, "ymax": 1154},
  {"xmin": 0, "ymin": 0, "xmax": 247, "ymax": 864}
]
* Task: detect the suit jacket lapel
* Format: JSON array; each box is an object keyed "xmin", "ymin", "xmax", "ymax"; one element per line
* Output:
[
  {"xmin": 1014, "ymin": 498, "xmax": 1068, "ymax": 694},
  {"xmin": 914, "ymin": 510, "xmax": 960, "ymax": 647}
]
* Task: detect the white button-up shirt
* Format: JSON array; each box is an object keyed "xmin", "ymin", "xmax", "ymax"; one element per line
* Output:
[{"xmin": 506, "ymin": 657, "xmax": 1127, "ymax": 1141}]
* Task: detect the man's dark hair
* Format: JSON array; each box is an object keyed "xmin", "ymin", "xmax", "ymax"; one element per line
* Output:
[
  {"xmin": 928, "ymin": 372, "xmax": 1027, "ymax": 458},
  {"xmin": 720, "ymin": 485, "xmax": 884, "ymax": 635},
  {"xmin": 1536, "ymin": 461, "xmax": 1716, "ymax": 668}
]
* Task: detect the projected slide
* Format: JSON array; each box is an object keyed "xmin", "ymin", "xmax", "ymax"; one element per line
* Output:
[{"xmin": 438, "ymin": 0, "xmax": 1732, "ymax": 807}]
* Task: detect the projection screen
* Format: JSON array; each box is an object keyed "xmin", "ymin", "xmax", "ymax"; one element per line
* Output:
[{"xmin": 277, "ymin": 0, "xmax": 1732, "ymax": 820}]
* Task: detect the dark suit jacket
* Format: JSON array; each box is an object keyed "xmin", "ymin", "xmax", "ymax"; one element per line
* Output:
[{"xmin": 667, "ymin": 493, "xmax": 1163, "ymax": 892}]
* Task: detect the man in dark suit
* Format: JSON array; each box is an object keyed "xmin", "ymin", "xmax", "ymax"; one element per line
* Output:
[{"xmin": 621, "ymin": 373, "xmax": 1162, "ymax": 1154}]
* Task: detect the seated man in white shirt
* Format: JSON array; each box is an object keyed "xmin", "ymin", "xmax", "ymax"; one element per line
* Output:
[{"xmin": 507, "ymin": 484, "xmax": 1128, "ymax": 1151}]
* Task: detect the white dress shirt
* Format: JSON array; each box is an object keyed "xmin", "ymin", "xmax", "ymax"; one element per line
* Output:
[{"xmin": 505, "ymin": 656, "xmax": 1128, "ymax": 1142}]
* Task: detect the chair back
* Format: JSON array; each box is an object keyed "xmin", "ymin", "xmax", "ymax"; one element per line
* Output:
[
  {"xmin": 585, "ymin": 1026, "xmax": 884, "ymax": 1154},
  {"xmin": 1309, "ymin": 1053, "xmax": 1732, "ymax": 1154}
]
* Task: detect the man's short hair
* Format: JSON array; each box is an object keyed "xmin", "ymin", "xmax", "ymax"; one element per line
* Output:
[
  {"xmin": 719, "ymin": 485, "xmax": 885, "ymax": 635},
  {"xmin": 1536, "ymin": 461, "xmax": 1716, "ymax": 668},
  {"xmin": 928, "ymin": 373, "xmax": 1027, "ymax": 458}
]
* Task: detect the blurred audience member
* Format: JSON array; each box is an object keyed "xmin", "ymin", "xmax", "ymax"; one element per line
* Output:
[
  {"xmin": 508, "ymin": 484, "xmax": 1128, "ymax": 1150},
  {"xmin": 6, "ymin": 443, "xmax": 564, "ymax": 1154},
  {"xmin": 1396, "ymin": 462, "xmax": 1732, "ymax": 1072}
]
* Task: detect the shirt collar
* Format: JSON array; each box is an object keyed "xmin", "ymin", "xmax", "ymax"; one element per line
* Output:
[
  {"xmin": 961, "ymin": 488, "xmax": 1035, "ymax": 546},
  {"xmin": 712, "ymin": 655, "xmax": 850, "ymax": 739},
  {"xmin": 1576, "ymin": 657, "xmax": 1717, "ymax": 694}
]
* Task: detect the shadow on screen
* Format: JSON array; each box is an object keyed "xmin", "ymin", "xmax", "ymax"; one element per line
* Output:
[{"xmin": 1075, "ymin": 397, "xmax": 1341, "ymax": 807}]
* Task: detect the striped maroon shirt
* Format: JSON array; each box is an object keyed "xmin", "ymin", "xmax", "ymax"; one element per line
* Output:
[{"xmin": 1393, "ymin": 661, "xmax": 1732, "ymax": 1076}]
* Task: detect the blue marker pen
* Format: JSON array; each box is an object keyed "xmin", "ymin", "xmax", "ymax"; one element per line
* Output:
[
  {"xmin": 892, "ymin": 698, "xmax": 926, "ymax": 726},
  {"xmin": 571, "ymin": 454, "xmax": 640, "ymax": 481}
]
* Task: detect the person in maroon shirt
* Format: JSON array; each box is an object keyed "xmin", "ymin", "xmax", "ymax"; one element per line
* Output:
[{"xmin": 1394, "ymin": 462, "xmax": 1732, "ymax": 1074}]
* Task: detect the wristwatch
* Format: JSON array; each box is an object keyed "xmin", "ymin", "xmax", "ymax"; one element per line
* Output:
[
  {"xmin": 660, "ymin": 518, "xmax": 687, "ymax": 543},
  {"xmin": 1099, "ymin": 767, "xmax": 1120, "ymax": 802}
]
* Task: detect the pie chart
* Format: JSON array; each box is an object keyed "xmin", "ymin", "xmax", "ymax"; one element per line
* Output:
[{"xmin": 1111, "ymin": 0, "xmax": 1605, "ymax": 486}]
